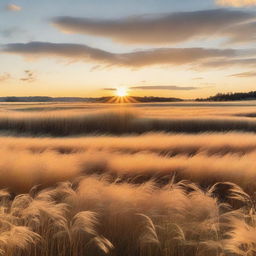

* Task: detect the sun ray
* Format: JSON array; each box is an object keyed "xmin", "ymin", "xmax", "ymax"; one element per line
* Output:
[{"xmin": 105, "ymin": 87, "xmax": 139, "ymax": 103}]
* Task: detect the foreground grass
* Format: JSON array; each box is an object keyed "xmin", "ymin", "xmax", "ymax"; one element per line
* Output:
[
  {"xmin": 0, "ymin": 176, "xmax": 255, "ymax": 256},
  {"xmin": 1, "ymin": 103, "xmax": 256, "ymax": 255}
]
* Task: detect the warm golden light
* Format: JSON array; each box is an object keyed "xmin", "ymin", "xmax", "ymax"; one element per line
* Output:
[{"xmin": 115, "ymin": 87, "xmax": 128, "ymax": 97}]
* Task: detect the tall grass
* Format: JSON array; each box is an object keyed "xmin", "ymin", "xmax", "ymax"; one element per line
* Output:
[
  {"xmin": 0, "ymin": 176, "xmax": 255, "ymax": 256},
  {"xmin": 1, "ymin": 103, "xmax": 256, "ymax": 255},
  {"xmin": 1, "ymin": 133, "xmax": 256, "ymax": 192},
  {"xmin": 1, "ymin": 132, "xmax": 256, "ymax": 156},
  {"xmin": 1, "ymin": 111, "xmax": 256, "ymax": 135}
]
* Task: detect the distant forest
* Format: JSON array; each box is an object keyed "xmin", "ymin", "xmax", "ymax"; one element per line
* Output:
[
  {"xmin": 196, "ymin": 91, "xmax": 256, "ymax": 101},
  {"xmin": 1, "ymin": 91, "xmax": 256, "ymax": 102},
  {"xmin": 0, "ymin": 96, "xmax": 183, "ymax": 103}
]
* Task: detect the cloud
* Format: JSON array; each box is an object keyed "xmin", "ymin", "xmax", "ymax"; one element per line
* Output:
[
  {"xmin": 0, "ymin": 73, "xmax": 11, "ymax": 82},
  {"xmin": 20, "ymin": 70, "xmax": 36, "ymax": 83},
  {"xmin": 216, "ymin": 0, "xmax": 256, "ymax": 7},
  {"xmin": 6, "ymin": 4, "xmax": 22, "ymax": 12},
  {"xmin": 51, "ymin": 9, "xmax": 255, "ymax": 45},
  {"xmin": 1, "ymin": 41, "xmax": 245, "ymax": 69},
  {"xmin": 230, "ymin": 71, "xmax": 256, "ymax": 77},
  {"xmin": 104, "ymin": 86, "xmax": 203, "ymax": 91},
  {"xmin": 103, "ymin": 88, "xmax": 116, "ymax": 91},
  {"xmin": 223, "ymin": 21, "xmax": 256, "ymax": 44},
  {"xmin": 203, "ymin": 57, "xmax": 256, "ymax": 68},
  {"xmin": 0, "ymin": 71, "xmax": 36, "ymax": 84},
  {"xmin": 130, "ymin": 85, "xmax": 200, "ymax": 91},
  {"xmin": 192, "ymin": 77, "xmax": 204, "ymax": 80}
]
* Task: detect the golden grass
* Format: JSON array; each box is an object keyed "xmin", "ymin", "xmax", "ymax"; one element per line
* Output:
[
  {"xmin": 0, "ymin": 102, "xmax": 255, "ymax": 255},
  {"xmin": 0, "ymin": 176, "xmax": 255, "ymax": 256},
  {"xmin": 0, "ymin": 133, "xmax": 256, "ymax": 193},
  {"xmin": 0, "ymin": 101, "xmax": 256, "ymax": 135},
  {"xmin": 1, "ymin": 111, "xmax": 256, "ymax": 135}
]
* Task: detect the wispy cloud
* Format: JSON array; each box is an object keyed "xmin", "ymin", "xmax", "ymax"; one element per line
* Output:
[
  {"xmin": 192, "ymin": 77, "xmax": 204, "ymax": 80},
  {"xmin": 20, "ymin": 70, "xmax": 36, "ymax": 83},
  {"xmin": 130, "ymin": 85, "xmax": 200, "ymax": 91},
  {"xmin": 224, "ymin": 21, "xmax": 256, "ymax": 44},
  {"xmin": 6, "ymin": 4, "xmax": 22, "ymax": 12},
  {"xmin": 230, "ymin": 71, "xmax": 256, "ymax": 77},
  {"xmin": 52, "ymin": 9, "xmax": 255, "ymax": 45},
  {"xmin": 203, "ymin": 58, "xmax": 256, "ymax": 68},
  {"xmin": 216, "ymin": 0, "xmax": 256, "ymax": 7},
  {"xmin": 0, "ymin": 73, "xmax": 11, "ymax": 82},
  {"xmin": 2, "ymin": 41, "xmax": 248, "ymax": 69},
  {"xmin": 103, "ymin": 88, "xmax": 116, "ymax": 91},
  {"xmin": 103, "ymin": 86, "xmax": 202, "ymax": 91}
]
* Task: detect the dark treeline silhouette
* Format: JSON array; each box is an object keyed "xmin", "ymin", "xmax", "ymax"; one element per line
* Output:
[
  {"xmin": 133, "ymin": 96, "xmax": 182, "ymax": 102},
  {"xmin": 0, "ymin": 96, "xmax": 100, "ymax": 102},
  {"xmin": 2, "ymin": 91, "xmax": 256, "ymax": 103},
  {"xmin": 196, "ymin": 91, "xmax": 256, "ymax": 101},
  {"xmin": 0, "ymin": 96, "xmax": 183, "ymax": 103}
]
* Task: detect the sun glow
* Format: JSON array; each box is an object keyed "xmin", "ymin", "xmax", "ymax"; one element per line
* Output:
[
  {"xmin": 115, "ymin": 87, "xmax": 128, "ymax": 97},
  {"xmin": 107, "ymin": 87, "xmax": 137, "ymax": 103}
]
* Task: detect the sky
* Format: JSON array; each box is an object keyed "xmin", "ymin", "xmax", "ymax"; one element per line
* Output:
[{"xmin": 1, "ymin": 0, "xmax": 256, "ymax": 98}]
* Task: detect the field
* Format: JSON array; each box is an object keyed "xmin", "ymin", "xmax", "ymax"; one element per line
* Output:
[{"xmin": 1, "ymin": 101, "xmax": 256, "ymax": 256}]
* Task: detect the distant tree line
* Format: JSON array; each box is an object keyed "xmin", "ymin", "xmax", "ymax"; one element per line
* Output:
[
  {"xmin": 3, "ymin": 92, "xmax": 256, "ymax": 103},
  {"xmin": 134, "ymin": 96, "xmax": 183, "ymax": 102},
  {"xmin": 0, "ymin": 96, "xmax": 183, "ymax": 103},
  {"xmin": 196, "ymin": 91, "xmax": 256, "ymax": 101}
]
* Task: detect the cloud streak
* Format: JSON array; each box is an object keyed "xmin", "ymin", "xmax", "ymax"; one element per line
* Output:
[
  {"xmin": 6, "ymin": 4, "xmax": 22, "ymax": 12},
  {"xmin": 130, "ymin": 85, "xmax": 200, "ymax": 91},
  {"xmin": 0, "ymin": 73, "xmax": 11, "ymax": 82},
  {"xmin": 216, "ymin": 0, "xmax": 256, "ymax": 6},
  {"xmin": 203, "ymin": 57, "xmax": 256, "ymax": 68},
  {"xmin": 103, "ymin": 88, "xmax": 116, "ymax": 91},
  {"xmin": 52, "ymin": 9, "xmax": 255, "ymax": 45},
  {"xmin": 2, "ymin": 41, "xmax": 250, "ymax": 69},
  {"xmin": 230, "ymin": 71, "xmax": 256, "ymax": 77},
  {"xmin": 224, "ymin": 21, "xmax": 256, "ymax": 44},
  {"xmin": 20, "ymin": 70, "xmax": 36, "ymax": 83},
  {"xmin": 103, "ymin": 86, "xmax": 201, "ymax": 91}
]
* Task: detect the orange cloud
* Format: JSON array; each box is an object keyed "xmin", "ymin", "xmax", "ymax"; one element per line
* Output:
[
  {"xmin": 130, "ymin": 86, "xmax": 200, "ymax": 91},
  {"xmin": 0, "ymin": 73, "xmax": 11, "ymax": 82},
  {"xmin": 216, "ymin": 0, "xmax": 256, "ymax": 6},
  {"xmin": 230, "ymin": 71, "xmax": 256, "ymax": 77},
  {"xmin": 6, "ymin": 4, "xmax": 22, "ymax": 12}
]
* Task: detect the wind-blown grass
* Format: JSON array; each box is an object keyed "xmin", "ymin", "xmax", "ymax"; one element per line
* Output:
[
  {"xmin": 0, "ymin": 176, "xmax": 255, "ymax": 256},
  {"xmin": 1, "ymin": 132, "xmax": 256, "ymax": 156},
  {"xmin": 0, "ymin": 102, "xmax": 256, "ymax": 255},
  {"xmin": 1, "ymin": 111, "xmax": 256, "ymax": 135},
  {"xmin": 0, "ymin": 133, "xmax": 256, "ymax": 193}
]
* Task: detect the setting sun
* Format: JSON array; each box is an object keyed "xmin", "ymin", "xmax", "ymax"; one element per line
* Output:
[{"xmin": 115, "ymin": 87, "xmax": 128, "ymax": 97}]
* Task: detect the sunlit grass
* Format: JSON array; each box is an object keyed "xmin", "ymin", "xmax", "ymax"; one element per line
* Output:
[
  {"xmin": 0, "ymin": 102, "xmax": 256, "ymax": 255},
  {"xmin": 0, "ymin": 176, "xmax": 255, "ymax": 256}
]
